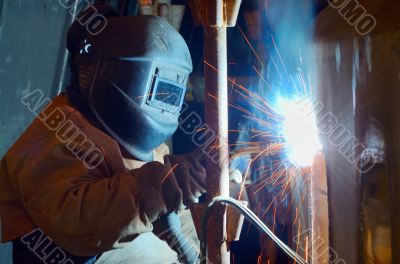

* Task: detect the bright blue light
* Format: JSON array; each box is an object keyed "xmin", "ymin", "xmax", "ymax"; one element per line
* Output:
[{"xmin": 278, "ymin": 97, "xmax": 322, "ymax": 167}]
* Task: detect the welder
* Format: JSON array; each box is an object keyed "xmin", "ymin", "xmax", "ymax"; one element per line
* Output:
[{"xmin": 0, "ymin": 5, "xmax": 204, "ymax": 264}]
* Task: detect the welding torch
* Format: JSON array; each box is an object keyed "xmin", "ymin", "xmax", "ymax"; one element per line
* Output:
[
  {"xmin": 200, "ymin": 146, "xmax": 308, "ymax": 264},
  {"xmin": 157, "ymin": 146, "xmax": 299, "ymax": 264}
]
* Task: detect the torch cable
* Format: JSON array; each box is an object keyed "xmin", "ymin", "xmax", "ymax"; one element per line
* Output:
[{"xmin": 200, "ymin": 196, "xmax": 308, "ymax": 264}]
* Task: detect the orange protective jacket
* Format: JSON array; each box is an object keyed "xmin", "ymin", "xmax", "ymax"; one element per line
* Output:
[{"xmin": 0, "ymin": 94, "xmax": 169, "ymax": 256}]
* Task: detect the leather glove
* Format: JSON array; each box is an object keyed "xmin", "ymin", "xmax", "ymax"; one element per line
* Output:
[
  {"xmin": 229, "ymin": 154, "xmax": 249, "ymax": 184},
  {"xmin": 165, "ymin": 149, "xmax": 206, "ymax": 207},
  {"xmin": 132, "ymin": 161, "xmax": 183, "ymax": 222}
]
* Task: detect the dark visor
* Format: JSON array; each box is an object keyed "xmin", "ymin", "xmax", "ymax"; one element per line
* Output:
[{"xmin": 147, "ymin": 77, "xmax": 186, "ymax": 113}]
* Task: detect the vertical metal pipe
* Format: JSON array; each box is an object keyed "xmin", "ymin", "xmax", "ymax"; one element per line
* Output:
[
  {"xmin": 189, "ymin": 1, "xmax": 240, "ymax": 262},
  {"xmin": 204, "ymin": 7, "xmax": 230, "ymax": 264}
]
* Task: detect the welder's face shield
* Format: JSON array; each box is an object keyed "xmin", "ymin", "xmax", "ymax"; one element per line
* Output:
[
  {"xmin": 83, "ymin": 15, "xmax": 192, "ymax": 161},
  {"xmin": 89, "ymin": 58, "xmax": 190, "ymax": 161},
  {"xmin": 105, "ymin": 58, "xmax": 187, "ymax": 116}
]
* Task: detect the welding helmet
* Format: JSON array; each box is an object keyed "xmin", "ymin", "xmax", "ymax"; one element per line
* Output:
[{"xmin": 68, "ymin": 13, "xmax": 192, "ymax": 161}]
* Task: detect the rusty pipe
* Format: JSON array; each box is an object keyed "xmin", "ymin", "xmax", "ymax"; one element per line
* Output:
[
  {"xmin": 204, "ymin": 18, "xmax": 230, "ymax": 264},
  {"xmin": 189, "ymin": 1, "xmax": 241, "ymax": 262}
]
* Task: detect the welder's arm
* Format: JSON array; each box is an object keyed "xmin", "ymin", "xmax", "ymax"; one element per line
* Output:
[{"xmin": 13, "ymin": 138, "xmax": 182, "ymax": 257}]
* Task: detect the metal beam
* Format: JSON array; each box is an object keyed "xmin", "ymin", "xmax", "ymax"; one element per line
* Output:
[{"xmin": 189, "ymin": 1, "xmax": 241, "ymax": 263}]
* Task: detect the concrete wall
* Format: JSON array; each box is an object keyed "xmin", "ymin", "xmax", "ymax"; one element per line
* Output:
[
  {"xmin": 314, "ymin": 1, "xmax": 400, "ymax": 263},
  {"xmin": 0, "ymin": 0, "xmax": 76, "ymax": 262}
]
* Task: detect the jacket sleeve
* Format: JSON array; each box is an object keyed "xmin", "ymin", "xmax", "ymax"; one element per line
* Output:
[{"xmin": 6, "ymin": 134, "xmax": 166, "ymax": 257}]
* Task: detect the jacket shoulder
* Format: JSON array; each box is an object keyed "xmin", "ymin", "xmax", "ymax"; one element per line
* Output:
[{"xmin": 5, "ymin": 94, "xmax": 126, "ymax": 176}]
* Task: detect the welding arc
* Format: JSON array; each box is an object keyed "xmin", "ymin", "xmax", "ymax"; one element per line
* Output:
[{"xmin": 200, "ymin": 196, "xmax": 308, "ymax": 264}]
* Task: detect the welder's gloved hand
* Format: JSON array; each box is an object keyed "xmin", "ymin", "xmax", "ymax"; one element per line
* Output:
[
  {"xmin": 229, "ymin": 154, "xmax": 251, "ymax": 184},
  {"xmin": 132, "ymin": 161, "xmax": 183, "ymax": 222},
  {"xmin": 229, "ymin": 169, "xmax": 243, "ymax": 184},
  {"xmin": 165, "ymin": 149, "xmax": 206, "ymax": 207}
]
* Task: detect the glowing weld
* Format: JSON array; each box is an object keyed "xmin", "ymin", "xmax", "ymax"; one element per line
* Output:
[{"xmin": 277, "ymin": 97, "xmax": 322, "ymax": 167}]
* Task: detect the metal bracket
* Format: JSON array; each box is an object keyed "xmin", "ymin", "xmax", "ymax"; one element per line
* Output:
[
  {"xmin": 139, "ymin": 0, "xmax": 185, "ymax": 30},
  {"xmin": 189, "ymin": 0, "xmax": 241, "ymax": 27}
]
